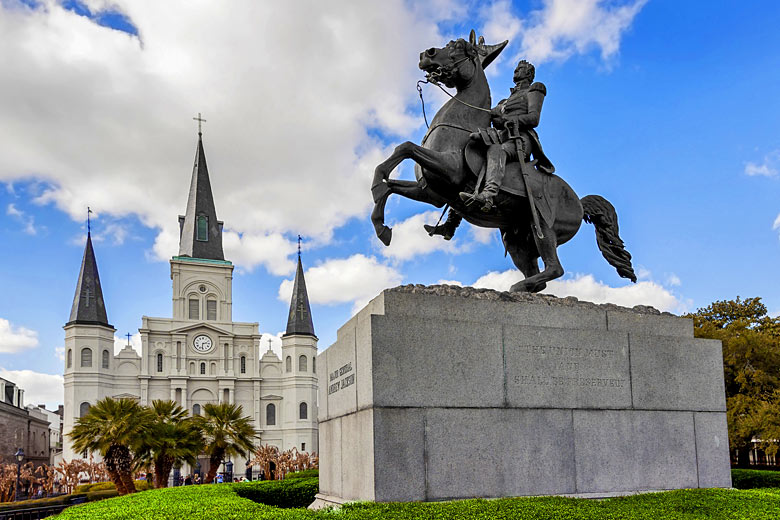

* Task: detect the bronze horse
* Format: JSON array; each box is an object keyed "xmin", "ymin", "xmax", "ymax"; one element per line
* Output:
[{"xmin": 370, "ymin": 32, "xmax": 636, "ymax": 293}]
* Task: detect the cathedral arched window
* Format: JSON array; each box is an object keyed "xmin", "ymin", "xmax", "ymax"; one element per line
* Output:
[
  {"xmin": 299, "ymin": 402, "xmax": 308, "ymax": 420},
  {"xmin": 207, "ymin": 298, "xmax": 217, "ymax": 321},
  {"xmin": 189, "ymin": 297, "xmax": 200, "ymax": 320},
  {"xmin": 79, "ymin": 402, "xmax": 90, "ymax": 418},
  {"xmin": 266, "ymin": 403, "xmax": 276, "ymax": 426},
  {"xmin": 298, "ymin": 355, "xmax": 307, "ymax": 372},
  {"xmin": 80, "ymin": 348, "xmax": 92, "ymax": 368},
  {"xmin": 102, "ymin": 350, "xmax": 110, "ymax": 369},
  {"xmin": 285, "ymin": 356, "xmax": 292, "ymax": 373},
  {"xmin": 200, "ymin": 362, "xmax": 206, "ymax": 375},
  {"xmin": 196, "ymin": 215, "xmax": 208, "ymax": 241},
  {"xmin": 157, "ymin": 353, "xmax": 163, "ymax": 372},
  {"xmin": 193, "ymin": 404, "xmax": 201, "ymax": 416},
  {"xmin": 312, "ymin": 356, "xmax": 316, "ymax": 373},
  {"xmin": 240, "ymin": 355, "xmax": 246, "ymax": 374},
  {"xmin": 67, "ymin": 349, "xmax": 72, "ymax": 368}
]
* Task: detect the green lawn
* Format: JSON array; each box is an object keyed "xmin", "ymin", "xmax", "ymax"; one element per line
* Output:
[{"xmin": 50, "ymin": 477, "xmax": 780, "ymax": 520}]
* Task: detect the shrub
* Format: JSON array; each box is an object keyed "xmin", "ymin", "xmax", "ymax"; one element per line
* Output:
[
  {"xmin": 285, "ymin": 469, "xmax": 319, "ymax": 480},
  {"xmin": 75, "ymin": 479, "xmax": 153, "ymax": 494},
  {"xmin": 233, "ymin": 477, "xmax": 318, "ymax": 508},
  {"xmin": 49, "ymin": 485, "xmax": 780, "ymax": 520},
  {"xmin": 732, "ymin": 468, "xmax": 780, "ymax": 489}
]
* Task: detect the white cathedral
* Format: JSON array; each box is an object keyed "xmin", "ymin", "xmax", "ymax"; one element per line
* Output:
[{"xmin": 62, "ymin": 131, "xmax": 319, "ymax": 474}]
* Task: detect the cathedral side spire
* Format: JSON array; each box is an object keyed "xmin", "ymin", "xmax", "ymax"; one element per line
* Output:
[
  {"xmin": 67, "ymin": 231, "xmax": 111, "ymax": 327},
  {"xmin": 178, "ymin": 129, "xmax": 225, "ymax": 260},
  {"xmin": 284, "ymin": 251, "xmax": 316, "ymax": 338}
]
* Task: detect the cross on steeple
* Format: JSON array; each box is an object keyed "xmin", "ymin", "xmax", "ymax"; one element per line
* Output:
[
  {"xmin": 193, "ymin": 112, "xmax": 207, "ymax": 135},
  {"xmin": 87, "ymin": 207, "xmax": 93, "ymax": 234},
  {"xmin": 267, "ymin": 338, "xmax": 273, "ymax": 351},
  {"xmin": 126, "ymin": 333, "xmax": 131, "ymax": 346},
  {"xmin": 82, "ymin": 287, "xmax": 92, "ymax": 308},
  {"xmin": 298, "ymin": 235, "xmax": 302, "ymax": 258}
]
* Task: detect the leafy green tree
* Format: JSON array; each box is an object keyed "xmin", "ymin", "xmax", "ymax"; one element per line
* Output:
[
  {"xmin": 136, "ymin": 400, "xmax": 203, "ymax": 488},
  {"xmin": 687, "ymin": 297, "xmax": 780, "ymax": 467},
  {"xmin": 194, "ymin": 403, "xmax": 257, "ymax": 484},
  {"xmin": 68, "ymin": 397, "xmax": 150, "ymax": 494}
]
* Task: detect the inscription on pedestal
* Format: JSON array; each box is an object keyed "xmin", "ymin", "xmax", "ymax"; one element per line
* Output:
[
  {"xmin": 505, "ymin": 327, "xmax": 631, "ymax": 408},
  {"xmin": 328, "ymin": 362, "xmax": 355, "ymax": 395}
]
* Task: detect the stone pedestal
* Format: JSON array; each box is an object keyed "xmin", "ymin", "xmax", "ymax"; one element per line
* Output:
[{"xmin": 313, "ymin": 285, "xmax": 731, "ymax": 506}]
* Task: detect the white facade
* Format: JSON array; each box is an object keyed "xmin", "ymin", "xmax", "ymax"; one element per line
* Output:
[{"xmin": 62, "ymin": 134, "xmax": 319, "ymax": 473}]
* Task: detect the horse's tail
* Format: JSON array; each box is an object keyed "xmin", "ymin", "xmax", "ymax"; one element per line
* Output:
[{"xmin": 581, "ymin": 195, "xmax": 637, "ymax": 283}]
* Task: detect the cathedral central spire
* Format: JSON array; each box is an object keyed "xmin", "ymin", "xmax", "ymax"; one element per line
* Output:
[{"xmin": 178, "ymin": 131, "xmax": 225, "ymax": 260}]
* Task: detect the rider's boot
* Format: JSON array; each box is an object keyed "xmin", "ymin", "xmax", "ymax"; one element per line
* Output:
[
  {"xmin": 459, "ymin": 145, "xmax": 505, "ymax": 212},
  {"xmin": 423, "ymin": 210, "xmax": 463, "ymax": 240}
]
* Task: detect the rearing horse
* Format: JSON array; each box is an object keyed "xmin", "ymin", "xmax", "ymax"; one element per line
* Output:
[{"xmin": 371, "ymin": 32, "xmax": 636, "ymax": 292}]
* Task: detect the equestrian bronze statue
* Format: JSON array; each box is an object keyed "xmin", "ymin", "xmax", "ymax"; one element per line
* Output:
[{"xmin": 370, "ymin": 31, "xmax": 637, "ymax": 293}]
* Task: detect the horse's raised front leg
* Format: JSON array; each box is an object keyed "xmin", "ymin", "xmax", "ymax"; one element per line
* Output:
[
  {"xmin": 371, "ymin": 142, "xmax": 461, "ymax": 245},
  {"xmin": 510, "ymin": 222, "xmax": 564, "ymax": 293}
]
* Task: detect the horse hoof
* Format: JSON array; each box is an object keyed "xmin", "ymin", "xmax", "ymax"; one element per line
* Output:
[
  {"xmin": 509, "ymin": 281, "xmax": 531, "ymax": 293},
  {"xmin": 378, "ymin": 226, "xmax": 392, "ymax": 246}
]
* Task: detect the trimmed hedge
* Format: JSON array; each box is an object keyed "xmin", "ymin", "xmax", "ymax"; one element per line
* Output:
[
  {"xmin": 49, "ymin": 482, "xmax": 780, "ymax": 520},
  {"xmin": 75, "ymin": 480, "xmax": 154, "ymax": 493},
  {"xmin": 0, "ymin": 488, "xmax": 118, "ymax": 512},
  {"xmin": 233, "ymin": 477, "xmax": 318, "ymax": 508},
  {"xmin": 732, "ymin": 468, "xmax": 780, "ymax": 489},
  {"xmin": 285, "ymin": 469, "xmax": 319, "ymax": 480}
]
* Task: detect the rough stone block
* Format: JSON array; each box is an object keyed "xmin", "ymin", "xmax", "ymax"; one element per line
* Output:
[
  {"xmin": 371, "ymin": 314, "xmax": 504, "ymax": 408},
  {"xmin": 608, "ymin": 311, "xmax": 693, "ymax": 338},
  {"xmin": 316, "ymin": 350, "xmax": 328, "ymax": 422},
  {"xmin": 323, "ymin": 325, "xmax": 358, "ymax": 420},
  {"xmin": 340, "ymin": 409, "xmax": 375, "ymax": 501},
  {"xmin": 424, "ymin": 408, "xmax": 575, "ymax": 499},
  {"xmin": 318, "ymin": 418, "xmax": 341, "ymax": 497},
  {"xmin": 382, "ymin": 290, "xmax": 607, "ymax": 331},
  {"xmin": 695, "ymin": 412, "xmax": 732, "ymax": 488},
  {"xmin": 373, "ymin": 408, "xmax": 426, "ymax": 502},
  {"xmin": 504, "ymin": 326, "xmax": 631, "ymax": 409},
  {"xmin": 630, "ymin": 335, "xmax": 726, "ymax": 411},
  {"xmin": 573, "ymin": 410, "xmax": 697, "ymax": 493}
]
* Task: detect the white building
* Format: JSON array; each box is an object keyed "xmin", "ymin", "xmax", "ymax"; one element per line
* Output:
[{"xmin": 62, "ymin": 131, "xmax": 319, "ymax": 474}]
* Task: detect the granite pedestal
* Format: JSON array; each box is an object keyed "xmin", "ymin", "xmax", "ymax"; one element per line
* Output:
[{"xmin": 312, "ymin": 285, "xmax": 730, "ymax": 506}]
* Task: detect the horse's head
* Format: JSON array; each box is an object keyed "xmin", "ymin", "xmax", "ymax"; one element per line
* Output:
[{"xmin": 419, "ymin": 30, "xmax": 508, "ymax": 89}]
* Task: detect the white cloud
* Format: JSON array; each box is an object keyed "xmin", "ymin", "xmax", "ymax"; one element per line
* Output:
[
  {"xmin": 0, "ymin": 2, "xmax": 449, "ymax": 271},
  {"xmin": 381, "ymin": 210, "xmax": 467, "ymax": 261},
  {"xmin": 773, "ymin": 213, "xmax": 780, "ymax": 231},
  {"xmin": 0, "ymin": 368, "xmax": 63, "ymax": 409},
  {"xmin": 470, "ymin": 225, "xmax": 496, "ymax": 245},
  {"xmin": 259, "ymin": 332, "xmax": 284, "ymax": 358},
  {"xmin": 6, "ymin": 203, "xmax": 37, "ymax": 235},
  {"xmin": 544, "ymin": 274, "xmax": 683, "ymax": 312},
  {"xmin": 665, "ymin": 273, "xmax": 681, "ymax": 287},
  {"xmin": 481, "ymin": 0, "xmax": 647, "ymax": 65},
  {"xmin": 472, "ymin": 270, "xmax": 683, "ymax": 312},
  {"xmin": 113, "ymin": 332, "xmax": 141, "ymax": 355},
  {"xmin": 437, "ymin": 279, "xmax": 463, "ymax": 286},
  {"xmin": 745, "ymin": 150, "xmax": 779, "ymax": 177},
  {"xmin": 0, "ymin": 318, "xmax": 39, "ymax": 353},
  {"xmin": 278, "ymin": 254, "xmax": 403, "ymax": 313},
  {"xmin": 222, "ymin": 231, "xmax": 296, "ymax": 276},
  {"xmin": 55, "ymin": 346, "xmax": 65, "ymax": 361}
]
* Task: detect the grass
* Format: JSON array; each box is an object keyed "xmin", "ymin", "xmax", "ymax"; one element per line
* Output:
[{"xmin": 49, "ymin": 477, "xmax": 780, "ymax": 520}]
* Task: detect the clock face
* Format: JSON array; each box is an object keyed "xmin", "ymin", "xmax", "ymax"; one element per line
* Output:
[{"xmin": 193, "ymin": 334, "xmax": 213, "ymax": 353}]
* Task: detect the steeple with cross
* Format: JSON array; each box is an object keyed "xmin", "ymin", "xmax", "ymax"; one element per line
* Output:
[
  {"xmin": 67, "ymin": 226, "xmax": 111, "ymax": 327},
  {"xmin": 283, "ymin": 237, "xmax": 316, "ymax": 338}
]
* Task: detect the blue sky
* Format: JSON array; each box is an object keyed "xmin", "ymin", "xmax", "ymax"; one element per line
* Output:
[{"xmin": 0, "ymin": 0, "xmax": 778, "ymax": 408}]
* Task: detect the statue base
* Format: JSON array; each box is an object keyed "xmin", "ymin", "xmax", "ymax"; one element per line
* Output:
[{"xmin": 314, "ymin": 285, "xmax": 731, "ymax": 504}]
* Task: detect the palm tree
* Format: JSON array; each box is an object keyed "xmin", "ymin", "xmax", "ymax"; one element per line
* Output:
[
  {"xmin": 136, "ymin": 400, "xmax": 203, "ymax": 488},
  {"xmin": 194, "ymin": 403, "xmax": 257, "ymax": 484},
  {"xmin": 69, "ymin": 397, "xmax": 149, "ymax": 495}
]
